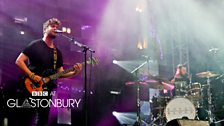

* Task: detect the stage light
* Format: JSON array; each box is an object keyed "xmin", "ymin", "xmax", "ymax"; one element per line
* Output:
[
  {"xmin": 14, "ymin": 17, "xmax": 27, "ymax": 24},
  {"xmin": 81, "ymin": 25, "xmax": 91, "ymax": 30},
  {"xmin": 137, "ymin": 41, "xmax": 143, "ymax": 50},
  {"xmin": 112, "ymin": 111, "xmax": 118, "ymax": 116},
  {"xmin": 66, "ymin": 28, "xmax": 71, "ymax": 34},
  {"xmin": 62, "ymin": 27, "xmax": 72, "ymax": 34},
  {"xmin": 110, "ymin": 91, "xmax": 121, "ymax": 95},
  {"xmin": 135, "ymin": 6, "xmax": 143, "ymax": 13},
  {"xmin": 112, "ymin": 111, "xmax": 137, "ymax": 125},
  {"xmin": 20, "ymin": 31, "xmax": 25, "ymax": 35},
  {"xmin": 113, "ymin": 60, "xmax": 118, "ymax": 64},
  {"xmin": 62, "ymin": 27, "xmax": 67, "ymax": 32},
  {"xmin": 138, "ymin": 9, "xmax": 143, "ymax": 13},
  {"xmin": 143, "ymin": 39, "xmax": 148, "ymax": 49}
]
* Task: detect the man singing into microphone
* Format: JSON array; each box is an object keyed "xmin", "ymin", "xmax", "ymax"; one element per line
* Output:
[{"xmin": 15, "ymin": 18, "xmax": 82, "ymax": 126}]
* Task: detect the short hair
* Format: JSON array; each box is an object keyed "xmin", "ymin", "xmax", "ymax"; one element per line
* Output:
[
  {"xmin": 177, "ymin": 64, "xmax": 186, "ymax": 70},
  {"xmin": 43, "ymin": 18, "xmax": 61, "ymax": 33},
  {"xmin": 177, "ymin": 64, "xmax": 183, "ymax": 69}
]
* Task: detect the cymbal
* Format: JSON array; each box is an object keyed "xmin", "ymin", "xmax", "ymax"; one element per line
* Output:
[
  {"xmin": 125, "ymin": 81, "xmax": 148, "ymax": 86},
  {"xmin": 145, "ymin": 80, "xmax": 165, "ymax": 90},
  {"xmin": 125, "ymin": 80, "xmax": 165, "ymax": 90},
  {"xmin": 196, "ymin": 71, "xmax": 219, "ymax": 78},
  {"xmin": 145, "ymin": 80, "xmax": 174, "ymax": 90},
  {"xmin": 125, "ymin": 79, "xmax": 174, "ymax": 90}
]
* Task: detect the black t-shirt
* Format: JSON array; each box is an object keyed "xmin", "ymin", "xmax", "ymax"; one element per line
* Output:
[
  {"xmin": 173, "ymin": 74, "xmax": 190, "ymax": 96},
  {"xmin": 174, "ymin": 74, "xmax": 189, "ymax": 84},
  {"xmin": 23, "ymin": 39, "xmax": 63, "ymax": 76}
]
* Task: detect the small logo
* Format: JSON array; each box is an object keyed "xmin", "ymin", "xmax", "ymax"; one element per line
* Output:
[
  {"xmin": 32, "ymin": 91, "xmax": 48, "ymax": 96},
  {"xmin": 32, "ymin": 91, "xmax": 38, "ymax": 96},
  {"xmin": 42, "ymin": 91, "xmax": 48, "ymax": 96}
]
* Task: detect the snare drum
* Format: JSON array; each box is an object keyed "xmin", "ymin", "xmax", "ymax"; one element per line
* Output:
[{"xmin": 164, "ymin": 97, "xmax": 196, "ymax": 122}]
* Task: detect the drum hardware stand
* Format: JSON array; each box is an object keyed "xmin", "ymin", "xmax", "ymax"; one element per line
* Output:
[
  {"xmin": 202, "ymin": 48, "xmax": 219, "ymax": 124},
  {"xmin": 215, "ymin": 74, "xmax": 224, "ymax": 80},
  {"xmin": 149, "ymin": 107, "xmax": 164, "ymax": 126},
  {"xmin": 206, "ymin": 76, "xmax": 215, "ymax": 124},
  {"xmin": 214, "ymin": 118, "xmax": 224, "ymax": 124},
  {"xmin": 149, "ymin": 117, "xmax": 162, "ymax": 126},
  {"xmin": 134, "ymin": 81, "xmax": 141, "ymax": 126}
]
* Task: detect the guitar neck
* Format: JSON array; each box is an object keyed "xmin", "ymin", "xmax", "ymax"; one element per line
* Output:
[
  {"xmin": 49, "ymin": 67, "xmax": 74, "ymax": 80},
  {"xmin": 48, "ymin": 60, "xmax": 95, "ymax": 80}
]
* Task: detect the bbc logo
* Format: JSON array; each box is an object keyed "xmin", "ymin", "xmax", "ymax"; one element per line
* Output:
[{"xmin": 32, "ymin": 91, "xmax": 48, "ymax": 96}]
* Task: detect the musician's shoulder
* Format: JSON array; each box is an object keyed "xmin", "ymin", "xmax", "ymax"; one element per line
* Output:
[{"xmin": 27, "ymin": 39, "xmax": 43, "ymax": 46}]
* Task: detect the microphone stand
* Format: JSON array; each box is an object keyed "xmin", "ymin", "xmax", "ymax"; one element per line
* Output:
[{"xmin": 59, "ymin": 33, "xmax": 95, "ymax": 126}]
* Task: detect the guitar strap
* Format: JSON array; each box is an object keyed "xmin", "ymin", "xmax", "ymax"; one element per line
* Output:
[{"xmin": 53, "ymin": 47, "xmax": 57, "ymax": 71}]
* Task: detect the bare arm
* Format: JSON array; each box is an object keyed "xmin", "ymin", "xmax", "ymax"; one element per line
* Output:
[
  {"xmin": 15, "ymin": 53, "xmax": 33, "ymax": 76},
  {"xmin": 15, "ymin": 53, "xmax": 41, "ymax": 82}
]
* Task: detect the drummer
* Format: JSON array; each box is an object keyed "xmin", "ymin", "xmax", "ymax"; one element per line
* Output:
[
  {"xmin": 170, "ymin": 64, "xmax": 190, "ymax": 96},
  {"xmin": 171, "ymin": 64, "xmax": 189, "ymax": 83}
]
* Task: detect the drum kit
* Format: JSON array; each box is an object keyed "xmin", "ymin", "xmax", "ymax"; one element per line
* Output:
[{"xmin": 125, "ymin": 71, "xmax": 220, "ymax": 126}]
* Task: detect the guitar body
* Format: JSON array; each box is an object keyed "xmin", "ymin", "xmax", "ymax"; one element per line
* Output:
[
  {"xmin": 23, "ymin": 57, "xmax": 98, "ymax": 94},
  {"xmin": 24, "ymin": 69, "xmax": 55, "ymax": 94},
  {"xmin": 24, "ymin": 77, "xmax": 50, "ymax": 94}
]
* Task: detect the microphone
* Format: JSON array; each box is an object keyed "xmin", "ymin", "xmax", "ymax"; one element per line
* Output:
[{"xmin": 54, "ymin": 29, "xmax": 65, "ymax": 33}]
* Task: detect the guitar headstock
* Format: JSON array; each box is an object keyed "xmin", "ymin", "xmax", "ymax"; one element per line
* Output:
[{"xmin": 87, "ymin": 57, "xmax": 99, "ymax": 66}]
